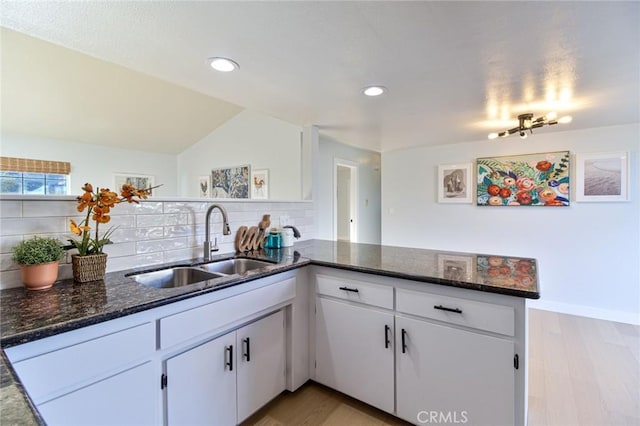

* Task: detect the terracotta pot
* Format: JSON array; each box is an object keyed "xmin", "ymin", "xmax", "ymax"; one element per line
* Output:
[
  {"xmin": 72, "ymin": 253, "xmax": 108, "ymax": 283},
  {"xmin": 20, "ymin": 261, "xmax": 60, "ymax": 290}
]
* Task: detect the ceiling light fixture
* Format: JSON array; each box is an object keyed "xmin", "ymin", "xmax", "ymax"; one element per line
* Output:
[
  {"xmin": 488, "ymin": 112, "xmax": 572, "ymax": 140},
  {"xmin": 363, "ymin": 86, "xmax": 386, "ymax": 97},
  {"xmin": 208, "ymin": 57, "xmax": 239, "ymax": 72}
]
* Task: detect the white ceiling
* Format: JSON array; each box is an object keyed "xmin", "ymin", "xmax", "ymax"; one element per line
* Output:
[{"xmin": 1, "ymin": 1, "xmax": 638, "ymax": 153}]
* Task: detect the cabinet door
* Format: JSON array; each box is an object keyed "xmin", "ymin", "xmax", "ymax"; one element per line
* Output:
[
  {"xmin": 38, "ymin": 362, "xmax": 157, "ymax": 426},
  {"xmin": 166, "ymin": 332, "xmax": 236, "ymax": 426},
  {"xmin": 236, "ymin": 310, "xmax": 286, "ymax": 423},
  {"xmin": 315, "ymin": 297, "xmax": 394, "ymax": 413},
  {"xmin": 396, "ymin": 316, "xmax": 515, "ymax": 426}
]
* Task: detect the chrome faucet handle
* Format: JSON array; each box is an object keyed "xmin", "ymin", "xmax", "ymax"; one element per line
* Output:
[{"xmin": 212, "ymin": 237, "xmax": 219, "ymax": 252}]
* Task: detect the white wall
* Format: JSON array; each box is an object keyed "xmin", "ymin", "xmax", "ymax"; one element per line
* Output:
[
  {"xmin": 382, "ymin": 123, "xmax": 640, "ymax": 324},
  {"xmin": 317, "ymin": 136, "xmax": 381, "ymax": 244},
  {"xmin": 177, "ymin": 110, "xmax": 302, "ymax": 200},
  {"xmin": 0, "ymin": 133, "xmax": 178, "ymax": 196}
]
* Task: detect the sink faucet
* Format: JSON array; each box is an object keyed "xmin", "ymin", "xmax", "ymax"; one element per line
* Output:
[{"xmin": 204, "ymin": 204, "xmax": 231, "ymax": 260}]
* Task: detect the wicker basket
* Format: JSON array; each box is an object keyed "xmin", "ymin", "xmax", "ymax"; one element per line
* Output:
[{"xmin": 72, "ymin": 253, "xmax": 108, "ymax": 283}]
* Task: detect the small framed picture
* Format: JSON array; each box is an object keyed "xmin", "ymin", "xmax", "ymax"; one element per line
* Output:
[
  {"xmin": 437, "ymin": 254, "xmax": 474, "ymax": 282},
  {"xmin": 114, "ymin": 173, "xmax": 155, "ymax": 194},
  {"xmin": 198, "ymin": 175, "xmax": 210, "ymax": 198},
  {"xmin": 438, "ymin": 163, "xmax": 472, "ymax": 203},
  {"xmin": 251, "ymin": 169, "xmax": 269, "ymax": 200},
  {"xmin": 575, "ymin": 151, "xmax": 629, "ymax": 202}
]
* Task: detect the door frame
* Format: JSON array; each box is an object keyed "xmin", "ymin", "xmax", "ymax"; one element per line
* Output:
[{"xmin": 333, "ymin": 158, "xmax": 358, "ymax": 243}]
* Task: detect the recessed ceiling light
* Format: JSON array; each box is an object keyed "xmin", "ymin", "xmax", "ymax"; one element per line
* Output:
[
  {"xmin": 208, "ymin": 57, "xmax": 239, "ymax": 72},
  {"xmin": 363, "ymin": 86, "xmax": 386, "ymax": 97}
]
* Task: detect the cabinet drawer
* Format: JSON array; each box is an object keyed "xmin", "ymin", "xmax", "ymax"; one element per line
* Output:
[
  {"xmin": 316, "ymin": 274, "xmax": 393, "ymax": 309},
  {"xmin": 396, "ymin": 288, "xmax": 514, "ymax": 336},
  {"xmin": 11, "ymin": 322, "xmax": 155, "ymax": 404},
  {"xmin": 160, "ymin": 277, "xmax": 296, "ymax": 349}
]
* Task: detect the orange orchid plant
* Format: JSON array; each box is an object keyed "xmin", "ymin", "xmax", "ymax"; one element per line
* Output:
[{"xmin": 66, "ymin": 183, "xmax": 156, "ymax": 256}]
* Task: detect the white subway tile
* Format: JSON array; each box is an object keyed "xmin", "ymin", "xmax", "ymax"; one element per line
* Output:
[
  {"xmin": 163, "ymin": 248, "xmax": 199, "ymax": 263},
  {"xmin": 135, "ymin": 227, "xmax": 164, "ymax": 241},
  {"xmin": 107, "ymin": 252, "xmax": 164, "ymax": 272},
  {"xmin": 0, "ymin": 201, "xmax": 22, "ymax": 218},
  {"xmin": 0, "ymin": 269, "xmax": 22, "ymax": 289},
  {"xmin": 136, "ymin": 238, "xmax": 187, "ymax": 254},
  {"xmin": 0, "ymin": 253, "xmax": 18, "ymax": 271},
  {"xmin": 23, "ymin": 201, "xmax": 78, "ymax": 217},
  {"xmin": 136, "ymin": 214, "xmax": 165, "ymax": 227},
  {"xmin": 1, "ymin": 218, "xmax": 66, "ymax": 236},
  {"xmin": 0, "ymin": 235, "xmax": 23, "ymax": 254},
  {"xmin": 103, "ymin": 242, "xmax": 136, "ymax": 257},
  {"xmin": 164, "ymin": 225, "xmax": 195, "ymax": 238},
  {"xmin": 164, "ymin": 202, "xmax": 209, "ymax": 214}
]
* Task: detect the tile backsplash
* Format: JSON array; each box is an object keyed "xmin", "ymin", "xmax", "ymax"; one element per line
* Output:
[{"xmin": 0, "ymin": 198, "xmax": 315, "ymax": 289}]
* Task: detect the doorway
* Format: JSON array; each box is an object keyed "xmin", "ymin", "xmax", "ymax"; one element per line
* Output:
[{"xmin": 334, "ymin": 159, "xmax": 358, "ymax": 242}]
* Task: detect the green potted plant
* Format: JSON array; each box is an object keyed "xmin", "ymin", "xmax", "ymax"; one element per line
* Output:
[{"xmin": 12, "ymin": 236, "xmax": 65, "ymax": 290}]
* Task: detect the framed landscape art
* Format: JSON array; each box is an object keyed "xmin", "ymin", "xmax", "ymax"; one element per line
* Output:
[
  {"xmin": 575, "ymin": 151, "xmax": 629, "ymax": 202},
  {"xmin": 476, "ymin": 151, "xmax": 570, "ymax": 206}
]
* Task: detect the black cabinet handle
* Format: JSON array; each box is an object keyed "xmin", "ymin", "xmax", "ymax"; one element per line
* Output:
[
  {"xmin": 339, "ymin": 286, "xmax": 359, "ymax": 293},
  {"xmin": 384, "ymin": 325, "xmax": 391, "ymax": 348},
  {"xmin": 401, "ymin": 328, "xmax": 408, "ymax": 354},
  {"xmin": 243, "ymin": 337, "xmax": 251, "ymax": 362},
  {"xmin": 226, "ymin": 345, "xmax": 233, "ymax": 371},
  {"xmin": 434, "ymin": 304, "xmax": 463, "ymax": 314}
]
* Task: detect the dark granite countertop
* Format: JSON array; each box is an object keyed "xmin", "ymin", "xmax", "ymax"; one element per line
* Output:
[{"xmin": 0, "ymin": 240, "xmax": 539, "ymax": 425}]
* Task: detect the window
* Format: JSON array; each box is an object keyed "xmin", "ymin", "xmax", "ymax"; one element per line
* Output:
[{"xmin": 0, "ymin": 157, "xmax": 70, "ymax": 195}]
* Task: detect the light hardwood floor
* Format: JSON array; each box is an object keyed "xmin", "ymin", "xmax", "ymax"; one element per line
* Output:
[{"xmin": 242, "ymin": 309, "xmax": 640, "ymax": 426}]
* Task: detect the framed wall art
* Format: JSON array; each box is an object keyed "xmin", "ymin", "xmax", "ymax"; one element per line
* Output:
[
  {"xmin": 198, "ymin": 175, "xmax": 210, "ymax": 198},
  {"xmin": 575, "ymin": 151, "xmax": 629, "ymax": 202},
  {"xmin": 476, "ymin": 151, "xmax": 570, "ymax": 206},
  {"xmin": 437, "ymin": 163, "xmax": 472, "ymax": 203},
  {"xmin": 251, "ymin": 169, "xmax": 269, "ymax": 200},
  {"xmin": 113, "ymin": 173, "xmax": 155, "ymax": 194},
  {"xmin": 211, "ymin": 165, "xmax": 250, "ymax": 199}
]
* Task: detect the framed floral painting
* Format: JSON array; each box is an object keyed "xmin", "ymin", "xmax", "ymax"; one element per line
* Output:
[{"xmin": 476, "ymin": 151, "xmax": 570, "ymax": 206}]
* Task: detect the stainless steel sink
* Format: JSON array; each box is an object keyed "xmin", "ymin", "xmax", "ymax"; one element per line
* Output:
[
  {"xmin": 199, "ymin": 258, "xmax": 274, "ymax": 275},
  {"xmin": 129, "ymin": 267, "xmax": 223, "ymax": 289}
]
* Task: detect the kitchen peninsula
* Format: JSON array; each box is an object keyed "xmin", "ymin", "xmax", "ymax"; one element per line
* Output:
[{"xmin": 0, "ymin": 240, "xmax": 538, "ymax": 426}]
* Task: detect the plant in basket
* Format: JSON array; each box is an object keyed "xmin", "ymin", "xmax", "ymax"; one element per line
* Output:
[{"xmin": 66, "ymin": 182, "xmax": 158, "ymax": 282}]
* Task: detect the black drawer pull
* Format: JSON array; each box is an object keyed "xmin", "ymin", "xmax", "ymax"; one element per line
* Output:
[
  {"xmin": 339, "ymin": 286, "xmax": 359, "ymax": 293},
  {"xmin": 401, "ymin": 329, "xmax": 408, "ymax": 354},
  {"xmin": 243, "ymin": 337, "xmax": 251, "ymax": 362},
  {"xmin": 434, "ymin": 305, "xmax": 463, "ymax": 314},
  {"xmin": 384, "ymin": 325, "xmax": 391, "ymax": 348},
  {"xmin": 226, "ymin": 345, "xmax": 233, "ymax": 371}
]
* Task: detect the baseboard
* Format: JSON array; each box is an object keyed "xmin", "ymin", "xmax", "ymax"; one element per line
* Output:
[{"xmin": 528, "ymin": 299, "xmax": 640, "ymax": 325}]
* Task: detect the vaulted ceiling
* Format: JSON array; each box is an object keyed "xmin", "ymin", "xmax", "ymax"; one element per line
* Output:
[{"xmin": 1, "ymin": 1, "xmax": 638, "ymax": 153}]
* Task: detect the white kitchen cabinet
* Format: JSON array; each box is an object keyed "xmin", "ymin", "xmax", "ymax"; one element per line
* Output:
[
  {"xmin": 37, "ymin": 362, "xmax": 156, "ymax": 426},
  {"xmin": 315, "ymin": 297, "xmax": 395, "ymax": 413},
  {"xmin": 237, "ymin": 309, "xmax": 286, "ymax": 423},
  {"xmin": 311, "ymin": 266, "xmax": 527, "ymax": 425},
  {"xmin": 5, "ymin": 318, "xmax": 158, "ymax": 426},
  {"xmin": 165, "ymin": 310, "xmax": 285, "ymax": 426},
  {"xmin": 166, "ymin": 331, "xmax": 237, "ymax": 426},
  {"xmin": 395, "ymin": 315, "xmax": 515, "ymax": 425}
]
